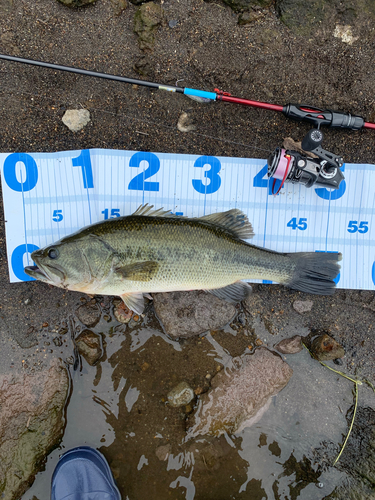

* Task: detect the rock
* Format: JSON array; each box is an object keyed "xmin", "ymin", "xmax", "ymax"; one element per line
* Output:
[
  {"xmin": 333, "ymin": 25, "xmax": 358, "ymax": 45},
  {"xmin": 110, "ymin": 0, "xmax": 127, "ymax": 15},
  {"xmin": 133, "ymin": 55, "xmax": 154, "ymax": 77},
  {"xmin": 177, "ymin": 112, "xmax": 196, "ymax": 133},
  {"xmin": 133, "ymin": 2, "xmax": 164, "ymax": 52},
  {"xmin": 167, "ymin": 381, "xmax": 195, "ymax": 407},
  {"xmin": 0, "ymin": 359, "xmax": 69, "ymax": 499},
  {"xmin": 238, "ymin": 10, "xmax": 263, "ymax": 24},
  {"xmin": 168, "ymin": 20, "xmax": 178, "ymax": 28},
  {"xmin": 153, "ymin": 290, "xmax": 236, "ymax": 339},
  {"xmin": 75, "ymin": 302, "xmax": 101, "ymax": 328},
  {"xmin": 310, "ymin": 334, "xmax": 345, "ymax": 361},
  {"xmin": 187, "ymin": 347, "xmax": 293, "ymax": 437},
  {"xmin": 75, "ymin": 330, "xmax": 103, "ymax": 365},
  {"xmin": 57, "ymin": 0, "xmax": 97, "ymax": 8},
  {"xmin": 293, "ymin": 300, "xmax": 313, "ymax": 314},
  {"xmin": 114, "ymin": 301, "xmax": 133, "ymax": 323},
  {"xmin": 155, "ymin": 444, "xmax": 171, "ymax": 461},
  {"xmin": 223, "ymin": 0, "xmax": 273, "ymax": 12},
  {"xmin": 62, "ymin": 109, "xmax": 91, "ymax": 132},
  {"xmin": 275, "ymin": 335, "xmax": 303, "ymax": 354},
  {"xmin": 276, "ymin": 0, "xmax": 328, "ymax": 35}
]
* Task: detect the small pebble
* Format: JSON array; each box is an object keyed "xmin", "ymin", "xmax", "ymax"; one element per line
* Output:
[
  {"xmin": 24, "ymin": 298, "xmax": 31, "ymax": 305},
  {"xmin": 168, "ymin": 19, "xmax": 178, "ymax": 28},
  {"xmin": 42, "ymin": 322, "xmax": 49, "ymax": 328},
  {"xmin": 167, "ymin": 381, "xmax": 195, "ymax": 407},
  {"xmin": 293, "ymin": 300, "xmax": 313, "ymax": 314}
]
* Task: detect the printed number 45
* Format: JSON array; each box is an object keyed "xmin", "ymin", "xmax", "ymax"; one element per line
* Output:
[{"xmin": 287, "ymin": 217, "xmax": 307, "ymax": 230}]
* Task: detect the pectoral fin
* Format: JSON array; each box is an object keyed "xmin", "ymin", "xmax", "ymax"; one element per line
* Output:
[
  {"xmin": 113, "ymin": 261, "xmax": 159, "ymax": 282},
  {"xmin": 206, "ymin": 281, "xmax": 252, "ymax": 303},
  {"xmin": 119, "ymin": 292, "xmax": 146, "ymax": 314}
]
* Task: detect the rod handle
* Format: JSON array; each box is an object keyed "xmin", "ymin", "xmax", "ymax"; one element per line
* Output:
[{"xmin": 283, "ymin": 103, "xmax": 364, "ymax": 130}]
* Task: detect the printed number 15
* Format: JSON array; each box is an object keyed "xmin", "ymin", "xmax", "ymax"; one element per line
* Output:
[{"xmin": 102, "ymin": 208, "xmax": 120, "ymax": 220}]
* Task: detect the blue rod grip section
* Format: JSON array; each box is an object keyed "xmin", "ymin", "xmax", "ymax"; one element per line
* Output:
[{"xmin": 184, "ymin": 88, "xmax": 217, "ymax": 100}]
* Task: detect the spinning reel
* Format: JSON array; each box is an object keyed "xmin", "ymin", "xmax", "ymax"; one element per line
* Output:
[{"xmin": 267, "ymin": 129, "xmax": 345, "ymax": 194}]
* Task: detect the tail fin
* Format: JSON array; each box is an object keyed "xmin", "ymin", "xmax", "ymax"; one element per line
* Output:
[{"xmin": 285, "ymin": 252, "xmax": 342, "ymax": 295}]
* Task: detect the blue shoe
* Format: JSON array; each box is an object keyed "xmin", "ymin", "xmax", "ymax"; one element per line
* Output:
[{"xmin": 51, "ymin": 446, "xmax": 122, "ymax": 500}]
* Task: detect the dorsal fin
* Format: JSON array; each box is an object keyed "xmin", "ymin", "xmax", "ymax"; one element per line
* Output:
[
  {"xmin": 197, "ymin": 209, "xmax": 254, "ymax": 240},
  {"xmin": 132, "ymin": 204, "xmax": 176, "ymax": 218},
  {"xmin": 132, "ymin": 205, "xmax": 254, "ymax": 240}
]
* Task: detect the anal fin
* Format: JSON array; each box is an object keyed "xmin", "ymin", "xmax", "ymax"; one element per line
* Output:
[
  {"xmin": 119, "ymin": 292, "xmax": 146, "ymax": 314},
  {"xmin": 206, "ymin": 281, "xmax": 252, "ymax": 303}
]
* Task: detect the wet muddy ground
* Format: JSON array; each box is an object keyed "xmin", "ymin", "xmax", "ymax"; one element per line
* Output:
[{"xmin": 1, "ymin": 0, "xmax": 375, "ymax": 498}]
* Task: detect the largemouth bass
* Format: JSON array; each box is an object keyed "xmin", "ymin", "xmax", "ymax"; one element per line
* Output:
[{"xmin": 24, "ymin": 205, "xmax": 341, "ymax": 314}]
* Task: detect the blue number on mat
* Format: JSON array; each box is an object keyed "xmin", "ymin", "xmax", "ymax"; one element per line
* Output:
[
  {"xmin": 52, "ymin": 209, "xmax": 63, "ymax": 222},
  {"xmin": 315, "ymin": 164, "xmax": 346, "ymax": 200},
  {"xmin": 3, "ymin": 153, "xmax": 38, "ymax": 192},
  {"xmin": 287, "ymin": 217, "xmax": 307, "ymax": 230},
  {"xmin": 102, "ymin": 208, "xmax": 120, "ymax": 220},
  {"xmin": 253, "ymin": 164, "xmax": 279, "ymax": 195},
  {"xmin": 11, "ymin": 243, "xmax": 39, "ymax": 281},
  {"xmin": 128, "ymin": 152, "xmax": 160, "ymax": 191},
  {"xmin": 347, "ymin": 220, "xmax": 369, "ymax": 234},
  {"xmin": 315, "ymin": 250, "xmax": 341, "ymax": 284},
  {"xmin": 72, "ymin": 150, "xmax": 94, "ymax": 189},
  {"xmin": 192, "ymin": 156, "xmax": 221, "ymax": 194},
  {"xmin": 372, "ymin": 262, "xmax": 375, "ymax": 286}
]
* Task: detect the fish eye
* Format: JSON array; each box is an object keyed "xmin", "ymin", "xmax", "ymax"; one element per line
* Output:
[{"xmin": 48, "ymin": 248, "xmax": 59, "ymax": 260}]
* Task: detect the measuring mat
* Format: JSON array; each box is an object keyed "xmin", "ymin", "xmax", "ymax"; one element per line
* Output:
[{"xmin": 1, "ymin": 149, "xmax": 374, "ymax": 290}]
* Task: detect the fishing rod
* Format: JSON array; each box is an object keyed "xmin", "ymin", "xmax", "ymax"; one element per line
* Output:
[{"xmin": 0, "ymin": 53, "xmax": 374, "ymax": 131}]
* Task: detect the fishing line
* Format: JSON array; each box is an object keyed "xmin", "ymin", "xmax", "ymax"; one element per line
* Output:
[{"xmin": 0, "ymin": 88, "xmax": 274, "ymax": 155}]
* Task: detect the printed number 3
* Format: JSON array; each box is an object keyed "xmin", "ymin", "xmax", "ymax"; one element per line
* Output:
[
  {"xmin": 287, "ymin": 217, "xmax": 307, "ymax": 230},
  {"xmin": 192, "ymin": 156, "xmax": 221, "ymax": 194},
  {"xmin": 347, "ymin": 220, "xmax": 369, "ymax": 234}
]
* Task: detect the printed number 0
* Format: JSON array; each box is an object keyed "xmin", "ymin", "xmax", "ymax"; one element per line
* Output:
[
  {"xmin": 128, "ymin": 152, "xmax": 160, "ymax": 192},
  {"xmin": 192, "ymin": 156, "xmax": 221, "ymax": 194},
  {"xmin": 3, "ymin": 153, "xmax": 38, "ymax": 192},
  {"xmin": 11, "ymin": 243, "xmax": 39, "ymax": 281}
]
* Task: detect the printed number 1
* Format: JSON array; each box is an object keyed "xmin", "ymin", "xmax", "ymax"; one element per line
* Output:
[{"xmin": 72, "ymin": 150, "xmax": 94, "ymax": 189}]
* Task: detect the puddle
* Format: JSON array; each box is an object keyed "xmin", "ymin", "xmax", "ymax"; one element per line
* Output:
[{"xmin": 23, "ymin": 311, "xmax": 355, "ymax": 500}]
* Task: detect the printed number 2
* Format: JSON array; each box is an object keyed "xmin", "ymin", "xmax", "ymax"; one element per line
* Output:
[
  {"xmin": 287, "ymin": 217, "xmax": 307, "ymax": 230},
  {"xmin": 192, "ymin": 156, "xmax": 221, "ymax": 194},
  {"xmin": 347, "ymin": 221, "xmax": 369, "ymax": 234},
  {"xmin": 128, "ymin": 152, "xmax": 160, "ymax": 191}
]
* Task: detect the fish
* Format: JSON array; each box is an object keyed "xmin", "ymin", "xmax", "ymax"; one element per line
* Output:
[{"xmin": 24, "ymin": 204, "xmax": 342, "ymax": 314}]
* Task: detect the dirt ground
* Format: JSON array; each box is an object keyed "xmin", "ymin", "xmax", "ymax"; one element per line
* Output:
[{"xmin": 0, "ymin": 0, "xmax": 375, "ymax": 499}]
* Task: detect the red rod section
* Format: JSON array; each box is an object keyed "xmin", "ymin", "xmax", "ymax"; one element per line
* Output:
[
  {"xmin": 219, "ymin": 94, "xmax": 284, "ymax": 112},
  {"xmin": 364, "ymin": 122, "xmax": 375, "ymax": 130}
]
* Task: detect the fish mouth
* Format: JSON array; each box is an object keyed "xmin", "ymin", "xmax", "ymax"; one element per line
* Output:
[{"xmin": 24, "ymin": 265, "xmax": 53, "ymax": 283}]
